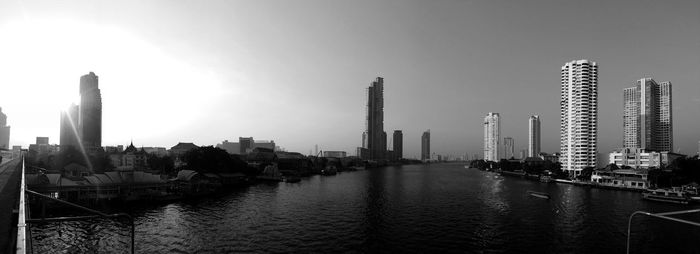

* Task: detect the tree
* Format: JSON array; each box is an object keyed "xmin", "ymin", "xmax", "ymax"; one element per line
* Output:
[
  {"xmin": 576, "ymin": 166, "xmax": 595, "ymax": 181},
  {"xmin": 183, "ymin": 146, "xmax": 248, "ymax": 173},
  {"xmin": 147, "ymin": 154, "xmax": 175, "ymax": 175}
]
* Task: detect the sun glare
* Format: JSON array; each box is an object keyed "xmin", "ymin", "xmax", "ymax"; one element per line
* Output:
[{"xmin": 0, "ymin": 18, "xmax": 225, "ymax": 147}]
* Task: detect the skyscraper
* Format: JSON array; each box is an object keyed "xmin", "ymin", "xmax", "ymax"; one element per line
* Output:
[
  {"xmin": 79, "ymin": 72, "xmax": 102, "ymax": 148},
  {"xmin": 421, "ymin": 130, "xmax": 430, "ymax": 161},
  {"xmin": 483, "ymin": 112, "xmax": 500, "ymax": 162},
  {"xmin": 393, "ymin": 130, "xmax": 403, "ymax": 160},
  {"xmin": 363, "ymin": 77, "xmax": 386, "ymax": 160},
  {"xmin": 0, "ymin": 107, "xmax": 10, "ymax": 149},
  {"xmin": 528, "ymin": 115, "xmax": 541, "ymax": 157},
  {"xmin": 623, "ymin": 78, "xmax": 673, "ymax": 152},
  {"xmin": 560, "ymin": 60, "xmax": 598, "ymax": 176},
  {"xmin": 504, "ymin": 137, "xmax": 514, "ymax": 159},
  {"xmin": 60, "ymin": 104, "xmax": 80, "ymax": 149}
]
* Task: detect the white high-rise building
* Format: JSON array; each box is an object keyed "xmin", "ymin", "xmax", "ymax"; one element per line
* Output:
[
  {"xmin": 483, "ymin": 112, "xmax": 500, "ymax": 162},
  {"xmin": 528, "ymin": 115, "xmax": 541, "ymax": 157},
  {"xmin": 623, "ymin": 78, "xmax": 672, "ymax": 152},
  {"xmin": 560, "ymin": 60, "xmax": 598, "ymax": 176}
]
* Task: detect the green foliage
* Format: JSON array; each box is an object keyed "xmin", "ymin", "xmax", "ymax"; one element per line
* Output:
[
  {"xmin": 183, "ymin": 146, "xmax": 248, "ymax": 174},
  {"xmin": 147, "ymin": 154, "xmax": 175, "ymax": 175}
]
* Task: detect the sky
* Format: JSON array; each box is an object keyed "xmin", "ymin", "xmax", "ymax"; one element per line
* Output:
[{"xmin": 0, "ymin": 0, "xmax": 698, "ymax": 159}]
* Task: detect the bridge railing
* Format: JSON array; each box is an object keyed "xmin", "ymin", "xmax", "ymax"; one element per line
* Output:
[{"xmin": 15, "ymin": 155, "xmax": 29, "ymax": 254}]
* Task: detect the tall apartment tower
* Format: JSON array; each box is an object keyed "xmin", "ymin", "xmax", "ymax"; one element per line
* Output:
[
  {"xmin": 60, "ymin": 104, "xmax": 80, "ymax": 149},
  {"xmin": 560, "ymin": 60, "xmax": 598, "ymax": 176},
  {"xmin": 483, "ymin": 112, "xmax": 500, "ymax": 162},
  {"xmin": 364, "ymin": 77, "xmax": 387, "ymax": 160},
  {"xmin": 421, "ymin": 130, "xmax": 430, "ymax": 161},
  {"xmin": 0, "ymin": 107, "xmax": 10, "ymax": 149},
  {"xmin": 393, "ymin": 130, "xmax": 403, "ymax": 160},
  {"xmin": 623, "ymin": 78, "xmax": 673, "ymax": 151},
  {"xmin": 528, "ymin": 115, "xmax": 541, "ymax": 157},
  {"xmin": 504, "ymin": 137, "xmax": 514, "ymax": 159},
  {"xmin": 79, "ymin": 72, "xmax": 102, "ymax": 148}
]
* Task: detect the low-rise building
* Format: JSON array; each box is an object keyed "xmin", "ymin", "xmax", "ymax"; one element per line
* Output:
[
  {"xmin": 609, "ymin": 148, "xmax": 684, "ymax": 169},
  {"xmin": 109, "ymin": 142, "xmax": 149, "ymax": 171},
  {"xmin": 591, "ymin": 169, "xmax": 648, "ymax": 190},
  {"xmin": 323, "ymin": 151, "xmax": 347, "ymax": 158}
]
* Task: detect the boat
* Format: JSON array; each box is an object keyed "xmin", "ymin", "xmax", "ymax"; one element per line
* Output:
[
  {"xmin": 321, "ymin": 165, "xmax": 338, "ymax": 175},
  {"xmin": 642, "ymin": 188, "xmax": 691, "ymax": 204},
  {"xmin": 527, "ymin": 190, "xmax": 550, "ymax": 199},
  {"xmin": 539, "ymin": 175, "xmax": 553, "ymax": 183},
  {"xmin": 257, "ymin": 164, "xmax": 283, "ymax": 182}
]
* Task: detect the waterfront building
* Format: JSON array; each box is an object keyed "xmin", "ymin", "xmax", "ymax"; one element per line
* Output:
[
  {"xmin": 393, "ymin": 130, "xmax": 403, "ymax": 160},
  {"xmin": 504, "ymin": 137, "xmax": 514, "ymax": 159},
  {"xmin": 219, "ymin": 138, "xmax": 276, "ymax": 154},
  {"xmin": 608, "ymin": 148, "xmax": 683, "ymax": 169},
  {"xmin": 363, "ymin": 77, "xmax": 387, "ymax": 160},
  {"xmin": 322, "ymin": 151, "xmax": 347, "ymax": 158},
  {"xmin": 483, "ymin": 112, "xmax": 500, "ymax": 162},
  {"xmin": 79, "ymin": 72, "xmax": 102, "ymax": 148},
  {"xmin": 421, "ymin": 130, "xmax": 430, "ymax": 161},
  {"xmin": 538, "ymin": 152, "xmax": 560, "ymax": 163},
  {"xmin": 60, "ymin": 104, "xmax": 80, "ymax": 149},
  {"xmin": 591, "ymin": 169, "xmax": 648, "ymax": 189},
  {"xmin": 0, "ymin": 107, "xmax": 10, "ymax": 149},
  {"xmin": 560, "ymin": 60, "xmax": 598, "ymax": 176},
  {"xmin": 623, "ymin": 78, "xmax": 673, "ymax": 151},
  {"xmin": 528, "ymin": 115, "xmax": 541, "ymax": 157}
]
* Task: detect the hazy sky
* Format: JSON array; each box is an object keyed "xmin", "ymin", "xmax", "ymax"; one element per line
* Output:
[{"xmin": 0, "ymin": 0, "xmax": 698, "ymax": 159}]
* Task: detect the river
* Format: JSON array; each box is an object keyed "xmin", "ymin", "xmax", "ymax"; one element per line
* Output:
[{"xmin": 30, "ymin": 163, "xmax": 700, "ymax": 253}]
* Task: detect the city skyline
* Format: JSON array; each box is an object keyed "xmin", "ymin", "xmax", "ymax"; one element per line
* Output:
[{"xmin": 0, "ymin": 0, "xmax": 699, "ymax": 159}]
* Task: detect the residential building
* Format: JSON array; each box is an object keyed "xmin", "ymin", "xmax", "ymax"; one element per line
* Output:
[
  {"xmin": 560, "ymin": 60, "xmax": 598, "ymax": 176},
  {"xmin": 528, "ymin": 115, "xmax": 541, "ymax": 157},
  {"xmin": 504, "ymin": 137, "xmax": 514, "ymax": 159},
  {"xmin": 421, "ymin": 130, "xmax": 430, "ymax": 161},
  {"xmin": 79, "ymin": 72, "xmax": 102, "ymax": 148},
  {"xmin": 623, "ymin": 78, "xmax": 673, "ymax": 152},
  {"xmin": 608, "ymin": 148, "xmax": 683, "ymax": 169},
  {"xmin": 483, "ymin": 112, "xmax": 500, "ymax": 162},
  {"xmin": 363, "ymin": 77, "xmax": 387, "ymax": 160},
  {"xmin": 393, "ymin": 130, "xmax": 403, "ymax": 160},
  {"xmin": 36, "ymin": 137, "xmax": 49, "ymax": 145},
  {"xmin": 0, "ymin": 107, "xmax": 10, "ymax": 149}
]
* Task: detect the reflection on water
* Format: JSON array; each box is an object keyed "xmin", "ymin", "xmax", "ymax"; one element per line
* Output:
[{"xmin": 31, "ymin": 164, "xmax": 700, "ymax": 253}]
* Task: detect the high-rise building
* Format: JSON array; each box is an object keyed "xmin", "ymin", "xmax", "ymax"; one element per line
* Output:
[
  {"xmin": 0, "ymin": 107, "xmax": 10, "ymax": 149},
  {"xmin": 623, "ymin": 78, "xmax": 672, "ymax": 152},
  {"xmin": 60, "ymin": 104, "xmax": 80, "ymax": 149},
  {"xmin": 239, "ymin": 137, "xmax": 253, "ymax": 154},
  {"xmin": 483, "ymin": 112, "xmax": 500, "ymax": 162},
  {"xmin": 393, "ymin": 130, "xmax": 403, "ymax": 160},
  {"xmin": 504, "ymin": 137, "xmax": 514, "ymax": 159},
  {"xmin": 528, "ymin": 115, "xmax": 541, "ymax": 157},
  {"xmin": 421, "ymin": 130, "xmax": 430, "ymax": 161},
  {"xmin": 36, "ymin": 137, "xmax": 49, "ymax": 145},
  {"xmin": 79, "ymin": 72, "xmax": 102, "ymax": 148},
  {"xmin": 560, "ymin": 60, "xmax": 598, "ymax": 176},
  {"xmin": 363, "ymin": 77, "xmax": 387, "ymax": 160}
]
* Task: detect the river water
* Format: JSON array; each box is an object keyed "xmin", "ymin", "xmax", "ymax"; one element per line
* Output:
[{"xmin": 31, "ymin": 163, "xmax": 700, "ymax": 253}]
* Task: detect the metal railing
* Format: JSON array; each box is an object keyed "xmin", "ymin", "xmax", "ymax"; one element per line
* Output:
[
  {"xmin": 15, "ymin": 156, "xmax": 28, "ymax": 254},
  {"xmin": 627, "ymin": 209, "xmax": 700, "ymax": 254},
  {"xmin": 16, "ymin": 155, "xmax": 135, "ymax": 254}
]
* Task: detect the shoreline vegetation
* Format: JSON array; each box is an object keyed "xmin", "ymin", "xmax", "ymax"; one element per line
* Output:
[{"xmin": 23, "ymin": 146, "xmax": 426, "ymax": 213}]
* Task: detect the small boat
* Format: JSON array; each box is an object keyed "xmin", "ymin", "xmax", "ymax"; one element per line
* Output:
[
  {"xmin": 321, "ymin": 165, "xmax": 338, "ymax": 175},
  {"xmin": 642, "ymin": 188, "xmax": 691, "ymax": 204},
  {"xmin": 539, "ymin": 175, "xmax": 553, "ymax": 183},
  {"xmin": 527, "ymin": 190, "xmax": 550, "ymax": 199}
]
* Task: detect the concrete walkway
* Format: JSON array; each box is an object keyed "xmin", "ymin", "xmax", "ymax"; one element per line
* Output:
[{"xmin": 0, "ymin": 158, "xmax": 22, "ymax": 253}]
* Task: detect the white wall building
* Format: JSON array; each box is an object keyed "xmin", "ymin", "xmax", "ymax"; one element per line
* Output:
[
  {"xmin": 483, "ymin": 112, "xmax": 500, "ymax": 162},
  {"xmin": 560, "ymin": 60, "xmax": 598, "ymax": 176},
  {"xmin": 608, "ymin": 148, "xmax": 683, "ymax": 169}
]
